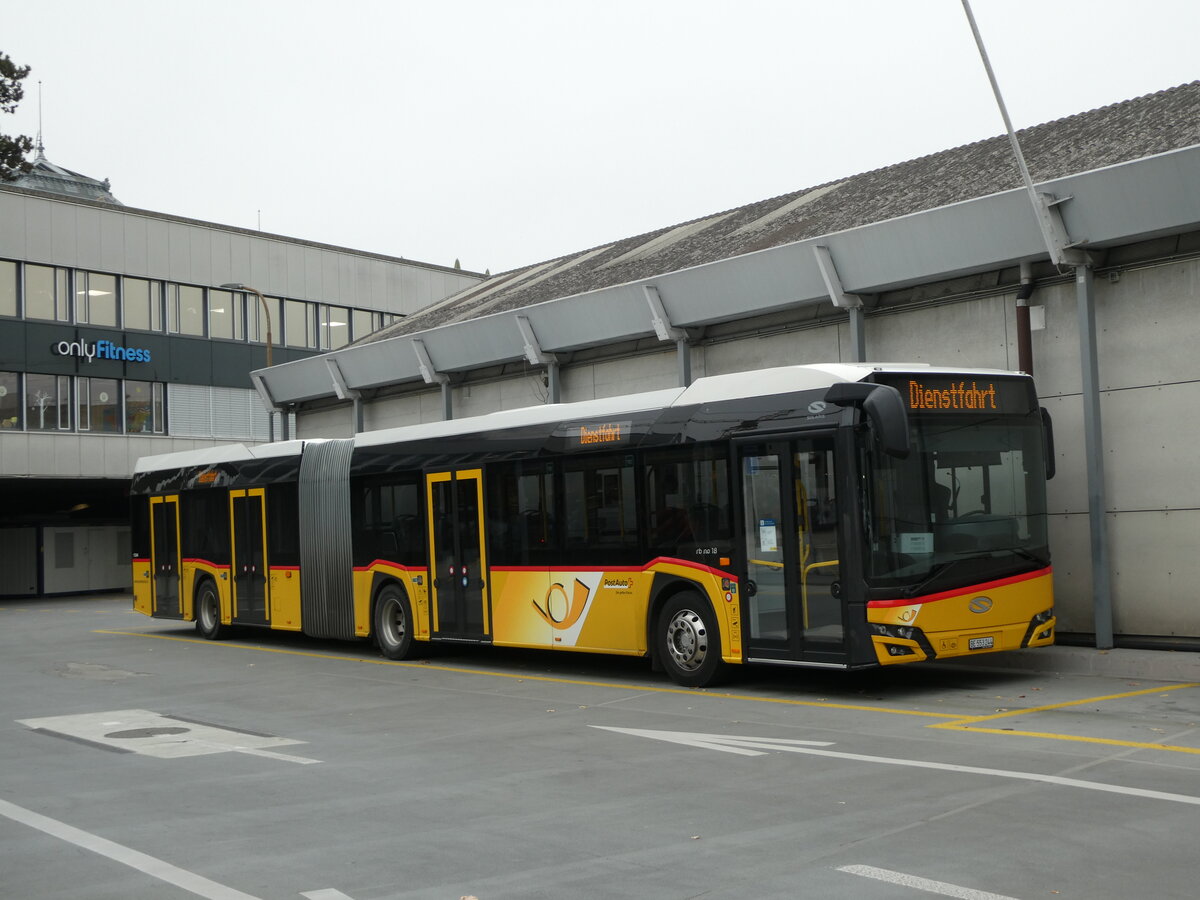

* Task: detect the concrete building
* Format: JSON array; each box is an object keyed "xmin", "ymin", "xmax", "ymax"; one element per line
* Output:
[
  {"xmin": 0, "ymin": 145, "xmax": 483, "ymax": 596},
  {"xmin": 259, "ymin": 82, "xmax": 1200, "ymax": 648}
]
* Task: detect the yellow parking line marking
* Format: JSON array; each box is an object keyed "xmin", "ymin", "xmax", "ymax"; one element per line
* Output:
[
  {"xmin": 932, "ymin": 724, "xmax": 1200, "ymax": 755},
  {"xmin": 938, "ymin": 682, "xmax": 1200, "ymax": 726},
  {"xmin": 930, "ymin": 682, "xmax": 1200, "ymax": 755},
  {"xmin": 95, "ymin": 630, "xmax": 958, "ymax": 719}
]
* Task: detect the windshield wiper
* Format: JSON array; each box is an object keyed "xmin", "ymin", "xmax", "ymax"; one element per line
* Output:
[
  {"xmin": 997, "ymin": 547, "xmax": 1049, "ymax": 566},
  {"xmin": 904, "ymin": 548, "xmax": 1047, "ymax": 599},
  {"xmin": 904, "ymin": 560, "xmax": 967, "ymax": 599}
]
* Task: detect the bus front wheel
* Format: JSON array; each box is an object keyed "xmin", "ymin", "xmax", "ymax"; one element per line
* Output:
[
  {"xmin": 195, "ymin": 581, "xmax": 224, "ymax": 640},
  {"xmin": 658, "ymin": 592, "xmax": 727, "ymax": 688},
  {"xmin": 374, "ymin": 585, "xmax": 415, "ymax": 660}
]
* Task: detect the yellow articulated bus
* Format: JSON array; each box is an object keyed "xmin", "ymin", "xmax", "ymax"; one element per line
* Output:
[{"xmin": 130, "ymin": 363, "xmax": 1055, "ymax": 687}]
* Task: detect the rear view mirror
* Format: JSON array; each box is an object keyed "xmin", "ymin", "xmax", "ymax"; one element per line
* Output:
[
  {"xmin": 1040, "ymin": 407, "xmax": 1055, "ymax": 480},
  {"xmin": 824, "ymin": 382, "xmax": 910, "ymax": 459}
]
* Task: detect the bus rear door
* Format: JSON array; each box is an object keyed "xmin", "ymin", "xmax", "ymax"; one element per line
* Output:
[
  {"xmin": 426, "ymin": 469, "xmax": 490, "ymax": 641},
  {"xmin": 739, "ymin": 436, "xmax": 847, "ymax": 665},
  {"xmin": 149, "ymin": 495, "xmax": 183, "ymax": 619}
]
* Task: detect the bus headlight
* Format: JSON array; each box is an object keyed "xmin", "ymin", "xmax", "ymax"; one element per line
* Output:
[{"xmin": 1023, "ymin": 608, "xmax": 1055, "ymax": 645}]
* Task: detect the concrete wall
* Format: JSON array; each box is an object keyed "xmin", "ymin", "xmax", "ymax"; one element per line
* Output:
[
  {"xmin": 0, "ymin": 527, "xmax": 38, "ymax": 596},
  {"xmin": 42, "ymin": 525, "xmax": 131, "ymax": 594},
  {"xmin": 0, "ymin": 189, "xmax": 482, "ymax": 316},
  {"xmin": 0, "ymin": 431, "xmax": 268, "ymax": 478},
  {"xmin": 295, "ymin": 253, "xmax": 1200, "ymax": 641},
  {"xmin": 1028, "ymin": 262, "xmax": 1200, "ymax": 638}
]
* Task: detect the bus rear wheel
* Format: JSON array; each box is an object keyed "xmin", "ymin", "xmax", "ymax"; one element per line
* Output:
[
  {"xmin": 195, "ymin": 581, "xmax": 224, "ymax": 640},
  {"xmin": 658, "ymin": 592, "xmax": 726, "ymax": 687},
  {"xmin": 374, "ymin": 585, "xmax": 415, "ymax": 660}
]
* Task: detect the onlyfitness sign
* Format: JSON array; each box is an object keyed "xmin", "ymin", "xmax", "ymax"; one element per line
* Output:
[{"xmin": 52, "ymin": 338, "xmax": 152, "ymax": 364}]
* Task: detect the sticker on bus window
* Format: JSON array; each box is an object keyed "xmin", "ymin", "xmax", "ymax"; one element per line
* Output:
[
  {"xmin": 898, "ymin": 532, "xmax": 934, "ymax": 554},
  {"xmin": 759, "ymin": 519, "xmax": 778, "ymax": 552}
]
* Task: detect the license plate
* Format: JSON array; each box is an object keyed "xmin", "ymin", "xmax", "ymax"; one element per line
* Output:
[{"xmin": 968, "ymin": 636, "xmax": 995, "ymax": 650}]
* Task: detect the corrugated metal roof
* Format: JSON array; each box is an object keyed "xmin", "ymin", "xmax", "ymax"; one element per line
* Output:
[
  {"xmin": 366, "ymin": 81, "xmax": 1200, "ymax": 342},
  {"xmin": 256, "ymin": 82, "xmax": 1200, "ymax": 407}
]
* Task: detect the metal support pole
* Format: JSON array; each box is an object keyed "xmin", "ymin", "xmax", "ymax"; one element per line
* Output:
[
  {"xmin": 676, "ymin": 338, "xmax": 692, "ymax": 387},
  {"xmin": 281, "ymin": 409, "xmax": 291, "ymax": 441},
  {"xmin": 547, "ymin": 360, "xmax": 561, "ymax": 404},
  {"xmin": 352, "ymin": 396, "xmax": 364, "ymax": 434},
  {"xmin": 847, "ymin": 307, "xmax": 866, "ymax": 363},
  {"xmin": 1076, "ymin": 265, "xmax": 1113, "ymax": 648},
  {"xmin": 814, "ymin": 245, "xmax": 867, "ymax": 362},
  {"xmin": 1016, "ymin": 261, "xmax": 1035, "ymax": 376},
  {"xmin": 441, "ymin": 381, "xmax": 453, "ymax": 421}
]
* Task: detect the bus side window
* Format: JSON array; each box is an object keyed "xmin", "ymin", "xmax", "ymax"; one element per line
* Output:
[
  {"xmin": 267, "ymin": 483, "xmax": 300, "ymax": 567},
  {"xmin": 562, "ymin": 455, "xmax": 636, "ymax": 549},
  {"xmin": 645, "ymin": 447, "xmax": 731, "ymax": 550},
  {"xmin": 488, "ymin": 461, "xmax": 556, "ymax": 566},
  {"xmin": 355, "ymin": 478, "xmax": 422, "ymax": 565}
]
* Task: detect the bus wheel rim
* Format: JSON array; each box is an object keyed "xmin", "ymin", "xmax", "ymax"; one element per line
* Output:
[
  {"xmin": 383, "ymin": 597, "xmax": 406, "ymax": 645},
  {"xmin": 666, "ymin": 609, "xmax": 707, "ymax": 671}
]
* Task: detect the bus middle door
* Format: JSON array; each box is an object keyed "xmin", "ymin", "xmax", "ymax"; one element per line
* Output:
[
  {"xmin": 149, "ymin": 495, "xmax": 183, "ymax": 619},
  {"xmin": 426, "ymin": 469, "xmax": 490, "ymax": 641},
  {"xmin": 229, "ymin": 488, "xmax": 270, "ymax": 625}
]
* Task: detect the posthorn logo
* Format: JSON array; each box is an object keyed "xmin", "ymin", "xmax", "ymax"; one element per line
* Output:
[{"xmin": 52, "ymin": 338, "xmax": 152, "ymax": 364}]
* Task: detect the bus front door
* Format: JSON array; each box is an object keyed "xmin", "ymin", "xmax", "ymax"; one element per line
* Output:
[
  {"xmin": 149, "ymin": 495, "xmax": 183, "ymax": 619},
  {"xmin": 739, "ymin": 437, "xmax": 846, "ymax": 664},
  {"xmin": 426, "ymin": 469, "xmax": 490, "ymax": 641},
  {"xmin": 230, "ymin": 488, "xmax": 269, "ymax": 625}
]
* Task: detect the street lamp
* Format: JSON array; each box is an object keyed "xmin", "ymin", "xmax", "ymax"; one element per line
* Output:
[
  {"xmin": 221, "ymin": 282, "xmax": 279, "ymax": 441},
  {"xmin": 219, "ymin": 283, "xmax": 272, "ymax": 367}
]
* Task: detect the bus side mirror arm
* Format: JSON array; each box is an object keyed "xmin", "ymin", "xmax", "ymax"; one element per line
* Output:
[{"xmin": 824, "ymin": 383, "xmax": 911, "ymax": 459}]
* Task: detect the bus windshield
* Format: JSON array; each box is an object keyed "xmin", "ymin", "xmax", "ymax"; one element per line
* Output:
[{"xmin": 861, "ymin": 410, "xmax": 1050, "ymax": 594}]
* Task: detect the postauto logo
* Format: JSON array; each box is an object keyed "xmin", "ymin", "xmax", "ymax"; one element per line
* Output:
[{"xmin": 52, "ymin": 338, "xmax": 152, "ymax": 364}]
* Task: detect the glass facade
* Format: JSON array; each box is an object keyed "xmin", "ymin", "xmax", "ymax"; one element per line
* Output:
[
  {"xmin": 123, "ymin": 277, "xmax": 163, "ymax": 332},
  {"xmin": 0, "ymin": 370, "xmax": 19, "ymax": 428},
  {"xmin": 25, "ymin": 373, "xmax": 70, "ymax": 430},
  {"xmin": 352, "ymin": 308, "xmax": 373, "ymax": 342},
  {"xmin": 6, "ymin": 257, "xmax": 384, "ymax": 350},
  {"xmin": 124, "ymin": 380, "xmax": 164, "ymax": 434},
  {"xmin": 25, "ymin": 264, "xmax": 70, "ymax": 321},
  {"xmin": 174, "ymin": 284, "xmax": 205, "ymax": 336},
  {"xmin": 321, "ymin": 304, "xmax": 350, "ymax": 350},
  {"xmin": 250, "ymin": 294, "xmax": 281, "ymax": 347},
  {"xmin": 285, "ymin": 299, "xmax": 315, "ymax": 349},
  {"xmin": 76, "ymin": 271, "xmax": 118, "ymax": 327},
  {"xmin": 78, "ymin": 377, "xmax": 122, "ymax": 432},
  {"xmin": 0, "ymin": 370, "xmax": 166, "ymax": 436},
  {"xmin": 0, "ymin": 256, "xmax": 395, "ymax": 441},
  {"xmin": 209, "ymin": 289, "xmax": 236, "ymax": 340}
]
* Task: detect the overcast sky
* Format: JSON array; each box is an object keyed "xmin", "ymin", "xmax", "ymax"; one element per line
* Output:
[{"xmin": 5, "ymin": 1, "xmax": 1197, "ymax": 276}]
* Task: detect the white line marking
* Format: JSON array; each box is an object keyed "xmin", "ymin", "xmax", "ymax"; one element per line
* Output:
[
  {"xmin": 838, "ymin": 864, "xmax": 1019, "ymax": 899},
  {"xmin": 301, "ymin": 890, "xmax": 356, "ymax": 899},
  {"xmin": 589, "ymin": 726, "xmax": 834, "ymax": 756},
  {"xmin": 17, "ymin": 709, "xmax": 320, "ymax": 764},
  {"xmin": 0, "ymin": 797, "xmax": 263, "ymax": 900},
  {"xmin": 234, "ymin": 746, "xmax": 322, "ymax": 765},
  {"xmin": 594, "ymin": 726, "xmax": 1200, "ymax": 806}
]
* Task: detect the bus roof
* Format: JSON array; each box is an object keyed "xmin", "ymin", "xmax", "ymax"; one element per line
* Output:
[
  {"xmin": 132, "ymin": 438, "xmax": 308, "ymax": 475},
  {"xmin": 133, "ymin": 362, "xmax": 1023, "ymax": 475}
]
